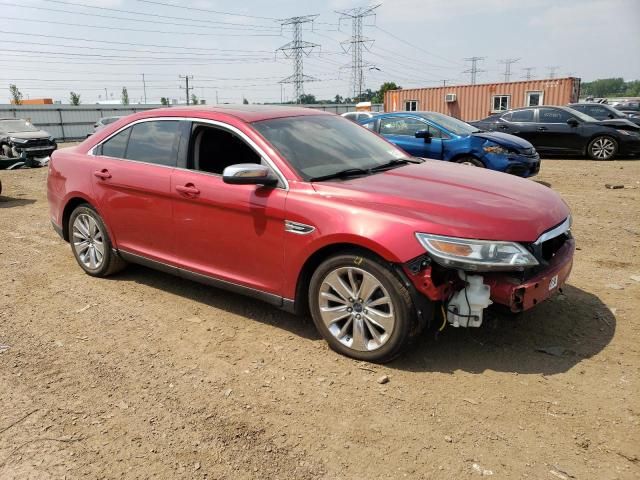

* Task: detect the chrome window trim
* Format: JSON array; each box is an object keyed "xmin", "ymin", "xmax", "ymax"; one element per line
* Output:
[
  {"xmin": 88, "ymin": 116, "xmax": 289, "ymax": 190},
  {"xmin": 534, "ymin": 216, "xmax": 572, "ymax": 245}
]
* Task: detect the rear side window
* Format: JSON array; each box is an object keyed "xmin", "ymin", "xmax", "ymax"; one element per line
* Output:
[
  {"xmin": 539, "ymin": 108, "xmax": 571, "ymax": 123},
  {"xmin": 125, "ymin": 121, "xmax": 180, "ymax": 166},
  {"xmin": 101, "ymin": 128, "xmax": 131, "ymax": 158},
  {"xmin": 510, "ymin": 110, "xmax": 535, "ymax": 122}
]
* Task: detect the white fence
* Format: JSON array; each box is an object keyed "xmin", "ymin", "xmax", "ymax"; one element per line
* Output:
[{"xmin": 0, "ymin": 103, "xmax": 384, "ymax": 141}]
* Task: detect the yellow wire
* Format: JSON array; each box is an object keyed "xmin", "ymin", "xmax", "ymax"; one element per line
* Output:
[{"xmin": 439, "ymin": 304, "xmax": 447, "ymax": 332}]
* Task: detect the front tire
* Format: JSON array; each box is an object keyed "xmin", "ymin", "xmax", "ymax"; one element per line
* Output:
[
  {"xmin": 68, "ymin": 204, "xmax": 126, "ymax": 277},
  {"xmin": 588, "ymin": 136, "xmax": 617, "ymax": 160},
  {"xmin": 308, "ymin": 252, "xmax": 415, "ymax": 363},
  {"xmin": 454, "ymin": 156, "xmax": 484, "ymax": 167}
]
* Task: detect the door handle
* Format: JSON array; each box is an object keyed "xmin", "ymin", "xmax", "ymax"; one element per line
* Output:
[
  {"xmin": 537, "ymin": 127, "xmax": 548, "ymax": 131},
  {"xmin": 93, "ymin": 169, "xmax": 111, "ymax": 179},
  {"xmin": 175, "ymin": 184, "xmax": 200, "ymax": 195}
]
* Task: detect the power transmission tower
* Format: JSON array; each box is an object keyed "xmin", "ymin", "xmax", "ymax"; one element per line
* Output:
[
  {"xmin": 336, "ymin": 4, "xmax": 380, "ymax": 101},
  {"xmin": 179, "ymin": 75, "xmax": 193, "ymax": 105},
  {"xmin": 463, "ymin": 56, "xmax": 486, "ymax": 84},
  {"xmin": 498, "ymin": 58, "xmax": 520, "ymax": 83},
  {"xmin": 522, "ymin": 67, "xmax": 535, "ymax": 80},
  {"xmin": 276, "ymin": 15, "xmax": 319, "ymax": 104},
  {"xmin": 547, "ymin": 66, "xmax": 560, "ymax": 79}
]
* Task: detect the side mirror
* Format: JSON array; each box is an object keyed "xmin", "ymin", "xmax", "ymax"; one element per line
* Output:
[
  {"xmin": 222, "ymin": 163, "xmax": 278, "ymax": 187},
  {"xmin": 415, "ymin": 129, "xmax": 432, "ymax": 143},
  {"xmin": 566, "ymin": 118, "xmax": 579, "ymax": 127}
]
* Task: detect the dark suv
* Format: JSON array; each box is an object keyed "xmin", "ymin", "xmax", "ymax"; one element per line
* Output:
[{"xmin": 568, "ymin": 103, "xmax": 640, "ymax": 126}]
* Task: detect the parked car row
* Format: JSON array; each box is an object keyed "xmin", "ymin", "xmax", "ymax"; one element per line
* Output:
[
  {"xmin": 48, "ymin": 105, "xmax": 575, "ymax": 362},
  {"xmin": 471, "ymin": 105, "xmax": 640, "ymax": 160}
]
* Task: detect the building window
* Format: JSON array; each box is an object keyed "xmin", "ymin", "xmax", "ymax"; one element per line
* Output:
[
  {"xmin": 405, "ymin": 100, "xmax": 418, "ymax": 111},
  {"xmin": 492, "ymin": 95, "xmax": 510, "ymax": 112},
  {"xmin": 526, "ymin": 91, "xmax": 543, "ymax": 106}
]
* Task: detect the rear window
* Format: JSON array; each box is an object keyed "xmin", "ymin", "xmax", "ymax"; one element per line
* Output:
[{"xmin": 101, "ymin": 128, "xmax": 131, "ymax": 158}]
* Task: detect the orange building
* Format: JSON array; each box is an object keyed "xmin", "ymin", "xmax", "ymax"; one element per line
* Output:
[
  {"xmin": 384, "ymin": 77, "xmax": 581, "ymax": 121},
  {"xmin": 11, "ymin": 98, "xmax": 54, "ymax": 105}
]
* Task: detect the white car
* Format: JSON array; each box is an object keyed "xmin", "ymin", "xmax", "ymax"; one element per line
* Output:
[{"xmin": 341, "ymin": 111, "xmax": 379, "ymax": 122}]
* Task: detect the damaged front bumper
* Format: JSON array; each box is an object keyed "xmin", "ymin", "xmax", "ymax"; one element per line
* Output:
[
  {"xmin": 403, "ymin": 237, "xmax": 575, "ymax": 318},
  {"xmin": 484, "ymin": 238, "xmax": 575, "ymax": 312}
]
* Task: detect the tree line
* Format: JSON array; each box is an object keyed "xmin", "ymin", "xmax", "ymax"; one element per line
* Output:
[{"xmin": 581, "ymin": 78, "xmax": 640, "ymax": 98}]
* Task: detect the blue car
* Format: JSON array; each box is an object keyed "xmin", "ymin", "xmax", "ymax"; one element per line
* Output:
[{"xmin": 359, "ymin": 111, "xmax": 540, "ymax": 177}]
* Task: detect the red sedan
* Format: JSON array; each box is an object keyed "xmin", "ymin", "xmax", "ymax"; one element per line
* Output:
[{"xmin": 47, "ymin": 106, "xmax": 574, "ymax": 362}]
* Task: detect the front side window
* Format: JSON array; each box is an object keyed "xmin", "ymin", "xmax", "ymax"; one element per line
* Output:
[
  {"xmin": 492, "ymin": 95, "xmax": 510, "ymax": 112},
  {"xmin": 380, "ymin": 117, "xmax": 427, "ymax": 136},
  {"xmin": 189, "ymin": 124, "xmax": 261, "ymax": 175},
  {"xmin": 405, "ymin": 100, "xmax": 418, "ymax": 111},
  {"xmin": 125, "ymin": 121, "xmax": 180, "ymax": 166},
  {"xmin": 252, "ymin": 115, "xmax": 409, "ymax": 181}
]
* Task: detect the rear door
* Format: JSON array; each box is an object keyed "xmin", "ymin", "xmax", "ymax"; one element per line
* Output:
[
  {"xmin": 378, "ymin": 116, "xmax": 443, "ymax": 158},
  {"xmin": 91, "ymin": 119, "xmax": 182, "ymax": 262}
]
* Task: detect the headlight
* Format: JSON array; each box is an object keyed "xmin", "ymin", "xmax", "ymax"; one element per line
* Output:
[
  {"xmin": 415, "ymin": 233, "xmax": 539, "ymax": 271},
  {"xmin": 483, "ymin": 144, "xmax": 509, "ymax": 154},
  {"xmin": 9, "ymin": 137, "xmax": 28, "ymax": 144},
  {"xmin": 618, "ymin": 129, "xmax": 640, "ymax": 136}
]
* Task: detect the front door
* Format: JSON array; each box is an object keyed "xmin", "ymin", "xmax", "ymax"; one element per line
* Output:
[
  {"xmin": 378, "ymin": 116, "xmax": 443, "ymax": 158},
  {"xmin": 91, "ymin": 119, "xmax": 182, "ymax": 262},
  {"xmin": 534, "ymin": 108, "xmax": 583, "ymax": 153},
  {"xmin": 170, "ymin": 123, "xmax": 287, "ymax": 295}
]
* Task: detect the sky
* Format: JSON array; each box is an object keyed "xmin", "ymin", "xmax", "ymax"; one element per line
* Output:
[{"xmin": 2, "ymin": 0, "xmax": 639, "ymax": 104}]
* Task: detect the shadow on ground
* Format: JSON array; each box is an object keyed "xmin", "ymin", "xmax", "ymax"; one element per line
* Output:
[
  {"xmin": 0, "ymin": 196, "xmax": 36, "ymax": 208},
  {"xmin": 112, "ymin": 266, "xmax": 615, "ymax": 375}
]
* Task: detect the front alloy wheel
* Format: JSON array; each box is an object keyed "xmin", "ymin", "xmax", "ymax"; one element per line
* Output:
[
  {"xmin": 588, "ymin": 136, "xmax": 617, "ymax": 160},
  {"xmin": 309, "ymin": 252, "xmax": 415, "ymax": 363},
  {"xmin": 318, "ymin": 266, "xmax": 395, "ymax": 352}
]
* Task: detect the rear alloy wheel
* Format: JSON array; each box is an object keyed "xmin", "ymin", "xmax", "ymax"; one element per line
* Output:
[
  {"xmin": 455, "ymin": 156, "xmax": 484, "ymax": 167},
  {"xmin": 588, "ymin": 136, "xmax": 617, "ymax": 160},
  {"xmin": 69, "ymin": 204, "xmax": 126, "ymax": 277},
  {"xmin": 309, "ymin": 253, "xmax": 415, "ymax": 363}
]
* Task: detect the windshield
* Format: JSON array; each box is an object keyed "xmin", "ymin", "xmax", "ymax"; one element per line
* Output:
[
  {"xmin": 419, "ymin": 112, "xmax": 479, "ymax": 136},
  {"xmin": 252, "ymin": 115, "xmax": 410, "ymax": 181},
  {"xmin": 0, "ymin": 119, "xmax": 39, "ymax": 133}
]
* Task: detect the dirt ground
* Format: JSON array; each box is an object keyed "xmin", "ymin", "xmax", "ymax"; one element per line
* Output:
[{"xmin": 1, "ymin": 155, "xmax": 639, "ymax": 479}]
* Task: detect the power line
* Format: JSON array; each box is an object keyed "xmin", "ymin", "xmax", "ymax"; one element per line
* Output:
[
  {"xmin": 374, "ymin": 26, "xmax": 463, "ymax": 67},
  {"xmin": 131, "ymin": 0, "xmax": 277, "ymax": 21},
  {"xmin": 498, "ymin": 58, "xmax": 520, "ymax": 82},
  {"xmin": 2, "ymin": 15, "xmax": 281, "ymax": 37},
  {"xmin": 336, "ymin": 4, "xmax": 380, "ymax": 100},
  {"xmin": 0, "ymin": 30, "xmax": 274, "ymax": 54},
  {"xmin": 0, "ymin": 1, "xmax": 279, "ymax": 33},
  {"xmin": 276, "ymin": 15, "xmax": 320, "ymax": 103},
  {"xmin": 463, "ymin": 56, "xmax": 486, "ymax": 84},
  {"xmin": 38, "ymin": 0, "xmax": 280, "ymax": 30}
]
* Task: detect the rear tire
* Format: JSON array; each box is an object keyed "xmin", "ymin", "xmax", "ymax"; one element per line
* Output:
[
  {"xmin": 68, "ymin": 204, "xmax": 126, "ymax": 277},
  {"xmin": 308, "ymin": 251, "xmax": 415, "ymax": 363},
  {"xmin": 454, "ymin": 156, "xmax": 484, "ymax": 167},
  {"xmin": 587, "ymin": 136, "xmax": 617, "ymax": 160}
]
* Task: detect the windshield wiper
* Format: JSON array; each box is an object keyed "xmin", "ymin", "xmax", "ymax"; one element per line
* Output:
[
  {"xmin": 369, "ymin": 157, "xmax": 423, "ymax": 172},
  {"xmin": 309, "ymin": 168, "xmax": 371, "ymax": 182}
]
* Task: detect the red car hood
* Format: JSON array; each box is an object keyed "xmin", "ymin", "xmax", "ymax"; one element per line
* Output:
[{"xmin": 311, "ymin": 160, "xmax": 570, "ymax": 242}]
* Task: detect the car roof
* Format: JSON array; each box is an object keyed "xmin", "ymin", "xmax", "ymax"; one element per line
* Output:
[
  {"xmin": 568, "ymin": 103, "xmax": 612, "ymax": 107},
  {"xmin": 129, "ymin": 105, "xmax": 332, "ymax": 123}
]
